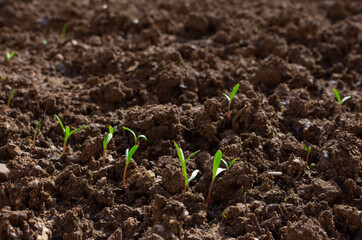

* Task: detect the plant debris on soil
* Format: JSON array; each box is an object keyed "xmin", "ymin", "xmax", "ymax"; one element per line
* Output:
[{"xmin": 0, "ymin": 0, "xmax": 361, "ymax": 239}]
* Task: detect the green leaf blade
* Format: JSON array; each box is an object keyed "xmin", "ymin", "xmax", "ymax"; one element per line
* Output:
[
  {"xmin": 229, "ymin": 84, "xmax": 240, "ymax": 102},
  {"xmin": 123, "ymin": 127, "xmax": 137, "ymax": 143},
  {"xmin": 185, "ymin": 150, "xmax": 200, "ymax": 162},
  {"xmin": 229, "ymin": 158, "xmax": 237, "ymax": 168},
  {"xmin": 137, "ymin": 135, "xmax": 148, "ymax": 142},
  {"xmin": 69, "ymin": 125, "xmax": 88, "ymax": 136},
  {"xmin": 55, "ymin": 115, "xmax": 65, "ymax": 132},
  {"xmin": 212, "ymin": 150, "xmax": 223, "ymax": 180},
  {"xmin": 126, "ymin": 145, "xmax": 139, "ymax": 164},
  {"xmin": 7, "ymin": 52, "xmax": 14, "ymax": 60},
  {"xmin": 333, "ymin": 88, "xmax": 341, "ymax": 105},
  {"xmin": 103, "ymin": 134, "xmax": 109, "ymax": 150}
]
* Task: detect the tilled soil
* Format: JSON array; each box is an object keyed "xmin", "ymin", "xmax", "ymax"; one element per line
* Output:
[{"xmin": 0, "ymin": 0, "xmax": 361, "ymax": 239}]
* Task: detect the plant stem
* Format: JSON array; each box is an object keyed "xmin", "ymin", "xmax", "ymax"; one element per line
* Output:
[
  {"xmin": 33, "ymin": 135, "xmax": 36, "ymax": 152},
  {"xmin": 180, "ymin": 174, "xmax": 183, "ymax": 192},
  {"xmin": 102, "ymin": 150, "xmax": 106, "ymax": 168},
  {"xmin": 205, "ymin": 179, "xmax": 215, "ymax": 207},
  {"xmin": 123, "ymin": 164, "xmax": 128, "ymax": 189},
  {"xmin": 306, "ymin": 151, "xmax": 310, "ymax": 165},
  {"xmin": 63, "ymin": 141, "xmax": 66, "ymax": 154}
]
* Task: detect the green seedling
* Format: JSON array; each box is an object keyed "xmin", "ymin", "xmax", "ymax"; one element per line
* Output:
[
  {"xmin": 206, "ymin": 150, "xmax": 228, "ymax": 207},
  {"xmin": 61, "ymin": 23, "xmax": 67, "ymax": 38},
  {"xmin": 221, "ymin": 158, "xmax": 237, "ymax": 171},
  {"xmin": 4, "ymin": 51, "xmax": 14, "ymax": 67},
  {"xmin": 333, "ymin": 88, "xmax": 351, "ymax": 106},
  {"xmin": 223, "ymin": 84, "xmax": 239, "ymax": 127},
  {"xmin": 174, "ymin": 142, "xmax": 200, "ymax": 202},
  {"xmin": 54, "ymin": 114, "xmax": 88, "ymax": 154},
  {"xmin": 304, "ymin": 143, "xmax": 311, "ymax": 167},
  {"xmin": 7, "ymin": 88, "xmax": 15, "ymax": 108},
  {"xmin": 122, "ymin": 127, "xmax": 147, "ymax": 145},
  {"xmin": 123, "ymin": 145, "xmax": 139, "ymax": 189},
  {"xmin": 33, "ymin": 119, "xmax": 43, "ymax": 152},
  {"xmin": 7, "ymin": 52, "xmax": 14, "ymax": 60},
  {"xmin": 102, "ymin": 126, "xmax": 117, "ymax": 168},
  {"xmin": 43, "ymin": 39, "xmax": 48, "ymax": 45},
  {"xmin": 309, "ymin": 163, "xmax": 316, "ymax": 171}
]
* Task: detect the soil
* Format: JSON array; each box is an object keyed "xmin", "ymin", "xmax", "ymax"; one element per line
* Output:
[{"xmin": 0, "ymin": 0, "xmax": 361, "ymax": 239}]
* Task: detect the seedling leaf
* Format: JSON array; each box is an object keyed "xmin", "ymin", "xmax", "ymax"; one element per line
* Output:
[
  {"xmin": 7, "ymin": 88, "xmax": 15, "ymax": 107},
  {"xmin": 103, "ymin": 134, "xmax": 109, "ymax": 149},
  {"xmin": 229, "ymin": 158, "xmax": 236, "ymax": 168},
  {"xmin": 304, "ymin": 143, "xmax": 311, "ymax": 153},
  {"xmin": 138, "ymin": 135, "xmax": 147, "ymax": 141},
  {"xmin": 212, "ymin": 150, "xmax": 223, "ymax": 180},
  {"xmin": 221, "ymin": 159, "xmax": 228, "ymax": 169},
  {"xmin": 55, "ymin": 115, "xmax": 65, "ymax": 132},
  {"xmin": 223, "ymin": 93, "xmax": 230, "ymax": 102},
  {"xmin": 185, "ymin": 150, "xmax": 200, "ymax": 162},
  {"xmin": 174, "ymin": 142, "xmax": 185, "ymax": 163},
  {"xmin": 229, "ymin": 84, "xmax": 239, "ymax": 103},
  {"xmin": 70, "ymin": 125, "xmax": 88, "ymax": 136},
  {"xmin": 61, "ymin": 23, "xmax": 67, "ymax": 38},
  {"xmin": 7, "ymin": 52, "xmax": 14, "ymax": 60},
  {"xmin": 126, "ymin": 145, "xmax": 139, "ymax": 164},
  {"xmin": 216, "ymin": 168, "xmax": 226, "ymax": 177},
  {"xmin": 341, "ymin": 96, "xmax": 351, "ymax": 105},
  {"xmin": 188, "ymin": 170, "xmax": 200, "ymax": 184},
  {"xmin": 333, "ymin": 88, "xmax": 341, "ymax": 105}
]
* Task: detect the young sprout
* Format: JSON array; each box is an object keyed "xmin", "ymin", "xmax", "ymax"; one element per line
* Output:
[
  {"xmin": 123, "ymin": 145, "xmax": 139, "ymax": 189},
  {"xmin": 7, "ymin": 88, "xmax": 15, "ymax": 108},
  {"xmin": 309, "ymin": 163, "xmax": 316, "ymax": 171},
  {"xmin": 54, "ymin": 114, "xmax": 88, "ymax": 154},
  {"xmin": 61, "ymin": 23, "xmax": 67, "ymax": 38},
  {"xmin": 102, "ymin": 126, "xmax": 117, "ymax": 168},
  {"xmin": 174, "ymin": 142, "xmax": 200, "ymax": 202},
  {"xmin": 221, "ymin": 158, "xmax": 237, "ymax": 171},
  {"xmin": 333, "ymin": 88, "xmax": 351, "ymax": 106},
  {"xmin": 304, "ymin": 143, "xmax": 311, "ymax": 167},
  {"xmin": 206, "ymin": 150, "xmax": 234, "ymax": 207},
  {"xmin": 223, "ymin": 84, "xmax": 239, "ymax": 127},
  {"xmin": 7, "ymin": 52, "xmax": 14, "ymax": 61},
  {"xmin": 33, "ymin": 119, "xmax": 43, "ymax": 152},
  {"xmin": 122, "ymin": 127, "xmax": 147, "ymax": 145}
]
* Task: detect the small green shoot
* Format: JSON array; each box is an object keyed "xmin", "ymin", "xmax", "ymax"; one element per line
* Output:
[
  {"xmin": 7, "ymin": 52, "xmax": 14, "ymax": 60},
  {"xmin": 174, "ymin": 142, "xmax": 200, "ymax": 202},
  {"xmin": 222, "ymin": 208, "xmax": 229, "ymax": 219},
  {"xmin": 61, "ymin": 23, "xmax": 67, "ymax": 38},
  {"xmin": 7, "ymin": 88, "xmax": 15, "ymax": 108},
  {"xmin": 333, "ymin": 88, "xmax": 351, "ymax": 106},
  {"xmin": 54, "ymin": 114, "xmax": 88, "ymax": 154},
  {"xmin": 102, "ymin": 126, "xmax": 117, "ymax": 168},
  {"xmin": 309, "ymin": 163, "xmax": 316, "ymax": 171},
  {"xmin": 223, "ymin": 84, "xmax": 239, "ymax": 127},
  {"xmin": 33, "ymin": 119, "xmax": 43, "ymax": 152},
  {"xmin": 123, "ymin": 145, "xmax": 139, "ymax": 189},
  {"xmin": 43, "ymin": 39, "xmax": 48, "ymax": 45},
  {"xmin": 221, "ymin": 158, "xmax": 237, "ymax": 171},
  {"xmin": 206, "ymin": 150, "xmax": 226, "ymax": 207},
  {"xmin": 304, "ymin": 143, "xmax": 311, "ymax": 167},
  {"xmin": 122, "ymin": 127, "xmax": 147, "ymax": 145}
]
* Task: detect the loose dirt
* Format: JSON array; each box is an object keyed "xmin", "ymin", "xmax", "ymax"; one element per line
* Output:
[{"xmin": 0, "ymin": 0, "xmax": 361, "ymax": 239}]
